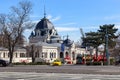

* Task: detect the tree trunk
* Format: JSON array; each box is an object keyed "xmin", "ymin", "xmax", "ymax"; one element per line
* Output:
[
  {"xmin": 96, "ymin": 47, "xmax": 98, "ymax": 60},
  {"xmin": 9, "ymin": 51, "xmax": 13, "ymax": 64},
  {"xmin": 31, "ymin": 45, "xmax": 35, "ymax": 63},
  {"xmin": 103, "ymin": 45, "xmax": 106, "ymax": 63}
]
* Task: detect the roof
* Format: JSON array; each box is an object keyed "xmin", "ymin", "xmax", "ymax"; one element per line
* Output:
[
  {"xmin": 34, "ymin": 42, "xmax": 61, "ymax": 47},
  {"xmin": 0, "ymin": 47, "xmax": 8, "ymax": 51},
  {"xmin": 63, "ymin": 38, "xmax": 73, "ymax": 47},
  {"xmin": 35, "ymin": 17, "xmax": 54, "ymax": 30}
]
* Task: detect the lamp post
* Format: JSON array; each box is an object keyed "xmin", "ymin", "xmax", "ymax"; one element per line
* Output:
[
  {"xmin": 105, "ymin": 26, "xmax": 110, "ymax": 65},
  {"xmin": 89, "ymin": 46, "xmax": 93, "ymax": 63}
]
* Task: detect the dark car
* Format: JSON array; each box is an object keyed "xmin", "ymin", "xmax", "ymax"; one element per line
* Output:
[{"xmin": 0, "ymin": 59, "xmax": 9, "ymax": 67}]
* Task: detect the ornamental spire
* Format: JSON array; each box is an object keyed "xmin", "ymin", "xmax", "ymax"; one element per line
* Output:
[
  {"xmin": 43, "ymin": 0, "xmax": 46, "ymax": 18},
  {"xmin": 44, "ymin": 4, "xmax": 46, "ymax": 18}
]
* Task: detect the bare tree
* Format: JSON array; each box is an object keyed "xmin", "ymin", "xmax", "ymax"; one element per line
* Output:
[
  {"xmin": 111, "ymin": 32, "xmax": 120, "ymax": 57},
  {"xmin": 31, "ymin": 45, "xmax": 36, "ymax": 63},
  {"xmin": 25, "ymin": 45, "xmax": 36, "ymax": 63},
  {"xmin": 0, "ymin": 1, "xmax": 33, "ymax": 64}
]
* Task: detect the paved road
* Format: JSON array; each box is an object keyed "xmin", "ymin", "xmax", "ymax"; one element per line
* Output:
[
  {"xmin": 0, "ymin": 72, "xmax": 120, "ymax": 80},
  {"xmin": 0, "ymin": 65, "xmax": 120, "ymax": 75}
]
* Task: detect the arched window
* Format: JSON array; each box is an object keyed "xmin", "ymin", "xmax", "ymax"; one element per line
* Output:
[
  {"xmin": 3, "ymin": 52, "xmax": 5, "ymax": 58},
  {"xmin": 42, "ymin": 52, "xmax": 44, "ymax": 58},
  {"xmin": 8, "ymin": 52, "xmax": 10, "ymax": 58},
  {"xmin": 53, "ymin": 53, "xmax": 56, "ymax": 58},
  {"xmin": 65, "ymin": 52, "xmax": 68, "ymax": 56},
  {"xmin": 38, "ymin": 32, "xmax": 39, "ymax": 36},
  {"xmin": 60, "ymin": 52, "xmax": 63, "ymax": 58},
  {"xmin": 50, "ymin": 53, "xmax": 54, "ymax": 58},
  {"xmin": 72, "ymin": 52, "xmax": 75, "ymax": 60},
  {"xmin": 35, "ymin": 52, "xmax": 39, "ymax": 58},
  {"xmin": 44, "ymin": 52, "xmax": 47, "ymax": 58},
  {"xmin": 57, "ymin": 40, "xmax": 59, "ymax": 43},
  {"xmin": 16, "ymin": 53, "xmax": 17, "ymax": 58}
]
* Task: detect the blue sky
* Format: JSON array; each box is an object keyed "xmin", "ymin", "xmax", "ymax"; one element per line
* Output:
[{"xmin": 0, "ymin": 0, "xmax": 120, "ymax": 42}]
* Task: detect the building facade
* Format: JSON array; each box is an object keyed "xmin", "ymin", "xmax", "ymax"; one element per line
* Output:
[
  {"xmin": 28, "ymin": 14, "xmax": 90, "ymax": 64},
  {"xmin": 0, "ymin": 47, "xmax": 31, "ymax": 63}
]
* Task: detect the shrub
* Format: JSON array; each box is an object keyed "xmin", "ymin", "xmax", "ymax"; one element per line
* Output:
[
  {"xmin": 13, "ymin": 62, "xmax": 50, "ymax": 65},
  {"xmin": 93, "ymin": 61, "xmax": 101, "ymax": 65},
  {"xmin": 86, "ymin": 61, "xmax": 92, "ymax": 65},
  {"xmin": 110, "ymin": 57, "xmax": 115, "ymax": 65},
  {"xmin": 86, "ymin": 59, "xmax": 92, "ymax": 62},
  {"xmin": 13, "ymin": 62, "xmax": 27, "ymax": 65}
]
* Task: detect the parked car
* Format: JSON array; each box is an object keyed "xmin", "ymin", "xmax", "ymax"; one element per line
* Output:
[
  {"xmin": 0, "ymin": 59, "xmax": 9, "ymax": 67},
  {"xmin": 52, "ymin": 59, "xmax": 62, "ymax": 66}
]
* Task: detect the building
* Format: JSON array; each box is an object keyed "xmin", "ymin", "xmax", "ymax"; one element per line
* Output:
[
  {"xmin": 28, "ymin": 13, "xmax": 90, "ymax": 64},
  {"xmin": 0, "ymin": 47, "xmax": 31, "ymax": 63},
  {"xmin": 28, "ymin": 14, "xmax": 62, "ymax": 63}
]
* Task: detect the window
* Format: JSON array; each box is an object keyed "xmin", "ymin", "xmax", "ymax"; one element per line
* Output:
[
  {"xmin": 50, "ymin": 53, "xmax": 54, "ymax": 58},
  {"xmin": 38, "ymin": 32, "xmax": 39, "ymax": 36},
  {"xmin": 20, "ymin": 53, "xmax": 26, "ymax": 57},
  {"xmin": 53, "ymin": 53, "xmax": 56, "ymax": 58},
  {"xmin": 44, "ymin": 52, "xmax": 47, "ymax": 58},
  {"xmin": 8, "ymin": 53, "xmax": 10, "ymax": 58},
  {"xmin": 65, "ymin": 52, "xmax": 68, "ymax": 56},
  {"xmin": 16, "ymin": 53, "xmax": 17, "ymax": 58},
  {"xmin": 72, "ymin": 52, "xmax": 75, "ymax": 60},
  {"xmin": 57, "ymin": 40, "xmax": 59, "ymax": 43},
  {"xmin": 3, "ymin": 53, "xmax": 5, "ymax": 58},
  {"xmin": 60, "ymin": 52, "xmax": 63, "ymax": 58},
  {"xmin": 35, "ymin": 52, "xmax": 39, "ymax": 58}
]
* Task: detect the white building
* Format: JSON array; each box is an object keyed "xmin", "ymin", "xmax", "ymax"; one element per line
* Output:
[
  {"xmin": 28, "ymin": 14, "xmax": 90, "ymax": 64},
  {"xmin": 0, "ymin": 47, "xmax": 31, "ymax": 63}
]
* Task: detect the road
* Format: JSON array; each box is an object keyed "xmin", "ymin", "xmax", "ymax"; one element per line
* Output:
[
  {"xmin": 0, "ymin": 65, "xmax": 120, "ymax": 75},
  {"xmin": 0, "ymin": 72, "xmax": 120, "ymax": 80},
  {"xmin": 0, "ymin": 65, "xmax": 120, "ymax": 80}
]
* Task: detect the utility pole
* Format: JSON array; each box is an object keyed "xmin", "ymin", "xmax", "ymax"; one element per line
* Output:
[{"xmin": 105, "ymin": 26, "xmax": 110, "ymax": 65}]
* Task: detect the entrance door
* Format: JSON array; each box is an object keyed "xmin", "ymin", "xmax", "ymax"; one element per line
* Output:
[{"xmin": 76, "ymin": 54, "xmax": 83, "ymax": 64}]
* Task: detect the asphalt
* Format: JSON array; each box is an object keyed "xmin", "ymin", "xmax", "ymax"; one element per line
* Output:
[
  {"xmin": 0, "ymin": 65, "xmax": 120, "ymax": 75},
  {"xmin": 0, "ymin": 72, "xmax": 120, "ymax": 80}
]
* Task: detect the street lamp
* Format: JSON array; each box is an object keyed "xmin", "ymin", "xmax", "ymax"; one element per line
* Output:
[{"xmin": 105, "ymin": 26, "xmax": 110, "ymax": 65}]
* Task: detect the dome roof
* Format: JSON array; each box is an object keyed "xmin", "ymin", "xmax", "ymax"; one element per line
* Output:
[
  {"xmin": 63, "ymin": 38, "xmax": 73, "ymax": 47},
  {"xmin": 35, "ymin": 17, "xmax": 54, "ymax": 30}
]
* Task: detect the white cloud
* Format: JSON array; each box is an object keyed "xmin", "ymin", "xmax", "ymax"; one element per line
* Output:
[
  {"xmin": 56, "ymin": 27, "xmax": 79, "ymax": 32},
  {"xmin": 56, "ymin": 22, "xmax": 77, "ymax": 26},
  {"xmin": 47, "ymin": 15, "xmax": 52, "ymax": 19},
  {"xmin": 23, "ymin": 29, "xmax": 33, "ymax": 41},
  {"xmin": 51, "ymin": 16, "xmax": 61, "ymax": 22},
  {"xmin": 30, "ymin": 15, "xmax": 41, "ymax": 19},
  {"xmin": 32, "ymin": 20, "xmax": 39, "ymax": 24},
  {"xmin": 30, "ymin": 14, "xmax": 61, "ymax": 22},
  {"xmin": 104, "ymin": 15, "xmax": 120, "ymax": 20},
  {"xmin": 47, "ymin": 14, "xmax": 61, "ymax": 22},
  {"xmin": 115, "ymin": 25, "xmax": 120, "ymax": 29},
  {"xmin": 79, "ymin": 25, "xmax": 99, "ymax": 32},
  {"xmin": 88, "ymin": 26, "xmax": 99, "ymax": 30}
]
